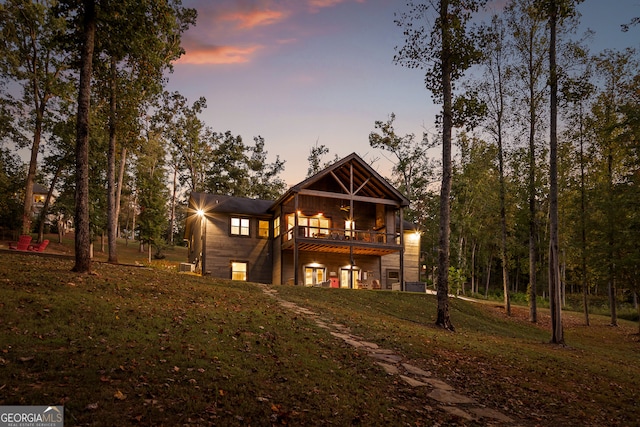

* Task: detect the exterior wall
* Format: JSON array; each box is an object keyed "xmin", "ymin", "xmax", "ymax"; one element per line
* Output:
[
  {"xmin": 281, "ymin": 251, "xmax": 381, "ymax": 288},
  {"xmin": 380, "ymin": 230, "xmax": 420, "ymax": 288},
  {"xmin": 403, "ymin": 231, "xmax": 420, "ymax": 282},
  {"xmin": 201, "ymin": 213, "xmax": 272, "ymax": 284}
]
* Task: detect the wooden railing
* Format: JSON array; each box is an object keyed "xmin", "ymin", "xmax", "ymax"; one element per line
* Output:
[{"xmin": 284, "ymin": 226, "xmax": 399, "ymax": 245}]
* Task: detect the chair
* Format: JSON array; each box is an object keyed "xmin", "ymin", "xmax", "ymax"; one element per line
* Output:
[
  {"xmin": 9, "ymin": 235, "xmax": 32, "ymax": 251},
  {"xmin": 27, "ymin": 239, "xmax": 49, "ymax": 252}
]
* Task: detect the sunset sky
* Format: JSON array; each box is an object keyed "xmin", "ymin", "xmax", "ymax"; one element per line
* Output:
[{"xmin": 164, "ymin": 0, "xmax": 640, "ymax": 186}]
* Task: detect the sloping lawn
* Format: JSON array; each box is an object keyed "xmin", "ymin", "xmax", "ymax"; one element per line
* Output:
[{"xmin": 1, "ymin": 251, "xmax": 639, "ymax": 425}]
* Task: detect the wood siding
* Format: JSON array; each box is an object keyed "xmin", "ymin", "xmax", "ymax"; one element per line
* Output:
[{"xmin": 203, "ymin": 213, "xmax": 272, "ymax": 283}]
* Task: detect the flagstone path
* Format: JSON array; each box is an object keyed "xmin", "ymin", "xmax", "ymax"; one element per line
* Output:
[{"xmin": 259, "ymin": 284, "xmax": 520, "ymax": 425}]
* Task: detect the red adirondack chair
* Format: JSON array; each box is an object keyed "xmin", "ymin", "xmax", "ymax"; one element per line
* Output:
[
  {"xmin": 9, "ymin": 235, "xmax": 32, "ymax": 250},
  {"xmin": 27, "ymin": 239, "xmax": 49, "ymax": 252}
]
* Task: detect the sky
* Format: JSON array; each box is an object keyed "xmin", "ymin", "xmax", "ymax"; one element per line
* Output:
[{"xmin": 164, "ymin": 0, "xmax": 640, "ymax": 187}]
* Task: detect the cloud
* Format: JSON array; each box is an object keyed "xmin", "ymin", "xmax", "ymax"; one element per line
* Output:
[
  {"xmin": 221, "ymin": 8, "xmax": 289, "ymax": 29},
  {"xmin": 178, "ymin": 42, "xmax": 262, "ymax": 65},
  {"xmin": 307, "ymin": 0, "xmax": 365, "ymax": 12}
]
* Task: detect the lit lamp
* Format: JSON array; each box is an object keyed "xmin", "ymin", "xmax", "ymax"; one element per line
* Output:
[{"xmin": 196, "ymin": 209, "xmax": 206, "ymax": 276}]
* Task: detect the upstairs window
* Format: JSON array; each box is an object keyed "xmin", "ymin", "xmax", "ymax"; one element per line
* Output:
[
  {"xmin": 231, "ymin": 217, "xmax": 250, "ymax": 236},
  {"xmin": 258, "ymin": 220, "xmax": 270, "ymax": 238},
  {"xmin": 274, "ymin": 216, "xmax": 280, "ymax": 238}
]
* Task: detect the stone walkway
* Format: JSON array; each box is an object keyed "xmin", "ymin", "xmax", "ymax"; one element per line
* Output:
[{"xmin": 259, "ymin": 284, "xmax": 520, "ymax": 425}]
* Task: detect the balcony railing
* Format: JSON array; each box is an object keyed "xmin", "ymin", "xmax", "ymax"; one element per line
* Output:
[{"xmin": 284, "ymin": 226, "xmax": 399, "ymax": 245}]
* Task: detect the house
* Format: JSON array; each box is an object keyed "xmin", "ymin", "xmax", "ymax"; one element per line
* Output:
[{"xmin": 184, "ymin": 153, "xmax": 420, "ymax": 289}]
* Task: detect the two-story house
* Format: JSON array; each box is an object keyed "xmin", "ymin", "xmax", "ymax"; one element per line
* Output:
[{"xmin": 184, "ymin": 153, "xmax": 420, "ymax": 289}]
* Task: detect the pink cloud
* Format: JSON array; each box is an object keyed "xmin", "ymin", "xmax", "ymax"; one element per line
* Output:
[
  {"xmin": 221, "ymin": 8, "xmax": 289, "ymax": 29},
  {"xmin": 308, "ymin": 0, "xmax": 365, "ymax": 12},
  {"xmin": 178, "ymin": 43, "xmax": 262, "ymax": 65}
]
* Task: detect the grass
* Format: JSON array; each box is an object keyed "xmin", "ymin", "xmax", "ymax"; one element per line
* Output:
[{"xmin": 1, "ymin": 245, "xmax": 639, "ymax": 425}]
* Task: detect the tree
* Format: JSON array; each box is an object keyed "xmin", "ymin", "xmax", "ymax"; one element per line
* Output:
[
  {"xmin": 394, "ymin": 0, "xmax": 486, "ymax": 331},
  {"xmin": 478, "ymin": 14, "xmax": 512, "ymax": 315},
  {"xmin": 136, "ymin": 129, "xmax": 168, "ymax": 257},
  {"xmin": 561, "ymin": 65, "xmax": 594, "ymax": 326},
  {"xmin": 246, "ymin": 136, "xmax": 287, "ymax": 200},
  {"xmin": 0, "ymin": 147, "xmax": 25, "ymax": 233},
  {"xmin": 307, "ymin": 141, "xmax": 329, "ymax": 177},
  {"xmin": 0, "ymin": 0, "xmax": 70, "ymax": 235},
  {"xmin": 369, "ymin": 113, "xmax": 436, "ymax": 223},
  {"xmin": 206, "ymin": 131, "xmax": 249, "ymax": 196},
  {"xmin": 70, "ymin": 0, "xmax": 96, "ymax": 274},
  {"xmin": 506, "ymin": 0, "xmax": 548, "ymax": 323},
  {"xmin": 94, "ymin": 0, "xmax": 195, "ymax": 263},
  {"xmin": 538, "ymin": 0, "xmax": 583, "ymax": 345},
  {"xmin": 160, "ymin": 93, "xmax": 211, "ymax": 193},
  {"xmin": 589, "ymin": 48, "xmax": 638, "ymax": 327}
]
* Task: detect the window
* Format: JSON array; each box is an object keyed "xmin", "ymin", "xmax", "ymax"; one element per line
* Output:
[
  {"xmin": 231, "ymin": 262, "xmax": 247, "ymax": 281},
  {"xmin": 274, "ymin": 216, "xmax": 280, "ymax": 238},
  {"xmin": 231, "ymin": 217, "xmax": 250, "ymax": 236},
  {"xmin": 258, "ymin": 220, "xmax": 270, "ymax": 238},
  {"xmin": 345, "ymin": 219, "xmax": 355, "ymax": 238},
  {"xmin": 286, "ymin": 213, "xmax": 330, "ymax": 239},
  {"xmin": 304, "ymin": 265, "xmax": 326, "ymax": 287}
]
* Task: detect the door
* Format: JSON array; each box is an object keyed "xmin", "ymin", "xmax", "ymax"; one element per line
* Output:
[
  {"xmin": 340, "ymin": 267, "xmax": 360, "ymax": 289},
  {"xmin": 304, "ymin": 266, "xmax": 326, "ymax": 287}
]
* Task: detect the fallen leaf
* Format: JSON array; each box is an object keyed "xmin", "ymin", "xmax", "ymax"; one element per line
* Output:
[
  {"xmin": 114, "ymin": 390, "xmax": 126, "ymax": 400},
  {"xmin": 85, "ymin": 402, "xmax": 99, "ymax": 410}
]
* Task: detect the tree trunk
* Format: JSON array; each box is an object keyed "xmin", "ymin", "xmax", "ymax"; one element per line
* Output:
[
  {"xmin": 528, "ymin": 55, "xmax": 538, "ymax": 323},
  {"xmin": 115, "ymin": 146, "xmax": 127, "ymax": 238},
  {"xmin": 581, "ymin": 116, "xmax": 589, "ymax": 327},
  {"xmin": 485, "ymin": 254, "xmax": 492, "ymax": 298},
  {"xmin": 435, "ymin": 0, "xmax": 454, "ymax": 331},
  {"xmin": 548, "ymin": 2, "xmax": 564, "ymax": 345},
  {"xmin": 169, "ymin": 164, "xmax": 177, "ymax": 244},
  {"xmin": 107, "ymin": 56, "xmax": 118, "ymax": 264},
  {"xmin": 498, "ymin": 121, "xmax": 510, "ymax": 316},
  {"xmin": 22, "ymin": 93, "xmax": 47, "ymax": 236},
  {"xmin": 37, "ymin": 165, "xmax": 62, "ymax": 242},
  {"xmin": 72, "ymin": 0, "xmax": 96, "ymax": 274},
  {"xmin": 471, "ymin": 242, "xmax": 476, "ymax": 294}
]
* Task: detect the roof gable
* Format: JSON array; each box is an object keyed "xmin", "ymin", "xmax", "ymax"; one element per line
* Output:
[{"xmin": 276, "ymin": 153, "xmax": 409, "ymax": 207}]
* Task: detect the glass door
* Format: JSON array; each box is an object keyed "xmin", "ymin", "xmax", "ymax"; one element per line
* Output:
[
  {"xmin": 304, "ymin": 266, "xmax": 326, "ymax": 286},
  {"xmin": 340, "ymin": 267, "xmax": 359, "ymax": 289}
]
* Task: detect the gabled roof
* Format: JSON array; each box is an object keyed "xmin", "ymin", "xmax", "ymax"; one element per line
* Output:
[{"xmin": 272, "ymin": 152, "xmax": 410, "ymax": 208}]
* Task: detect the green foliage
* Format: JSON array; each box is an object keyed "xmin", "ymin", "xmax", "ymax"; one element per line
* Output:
[
  {"xmin": 306, "ymin": 141, "xmax": 329, "ymax": 177},
  {"xmin": 448, "ymin": 266, "xmax": 466, "ymax": 295},
  {"xmin": 0, "ymin": 147, "xmax": 24, "ymax": 231},
  {"xmin": 369, "ymin": 112, "xmax": 437, "ymax": 224},
  {"xmin": 136, "ymin": 132, "xmax": 168, "ymax": 243}
]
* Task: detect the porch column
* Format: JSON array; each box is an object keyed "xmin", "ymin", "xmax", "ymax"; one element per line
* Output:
[
  {"xmin": 399, "ymin": 206, "xmax": 404, "ymax": 291},
  {"xmin": 293, "ymin": 193, "xmax": 299, "ymax": 286}
]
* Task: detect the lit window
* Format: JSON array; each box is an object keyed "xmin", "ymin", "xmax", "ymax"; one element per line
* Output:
[
  {"xmin": 231, "ymin": 262, "xmax": 247, "ymax": 281},
  {"xmin": 274, "ymin": 216, "xmax": 280, "ymax": 238},
  {"xmin": 345, "ymin": 220, "xmax": 355, "ymax": 238},
  {"xmin": 258, "ymin": 220, "xmax": 270, "ymax": 238},
  {"xmin": 231, "ymin": 217, "xmax": 250, "ymax": 236}
]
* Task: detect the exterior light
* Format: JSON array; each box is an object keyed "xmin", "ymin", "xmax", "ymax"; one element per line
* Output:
[{"xmin": 197, "ymin": 208, "xmax": 206, "ymax": 275}]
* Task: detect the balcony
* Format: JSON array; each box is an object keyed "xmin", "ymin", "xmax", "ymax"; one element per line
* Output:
[{"xmin": 281, "ymin": 225, "xmax": 401, "ymax": 256}]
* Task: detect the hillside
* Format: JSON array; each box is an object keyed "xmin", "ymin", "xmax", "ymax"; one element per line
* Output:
[{"xmin": 1, "ymin": 251, "xmax": 638, "ymax": 426}]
